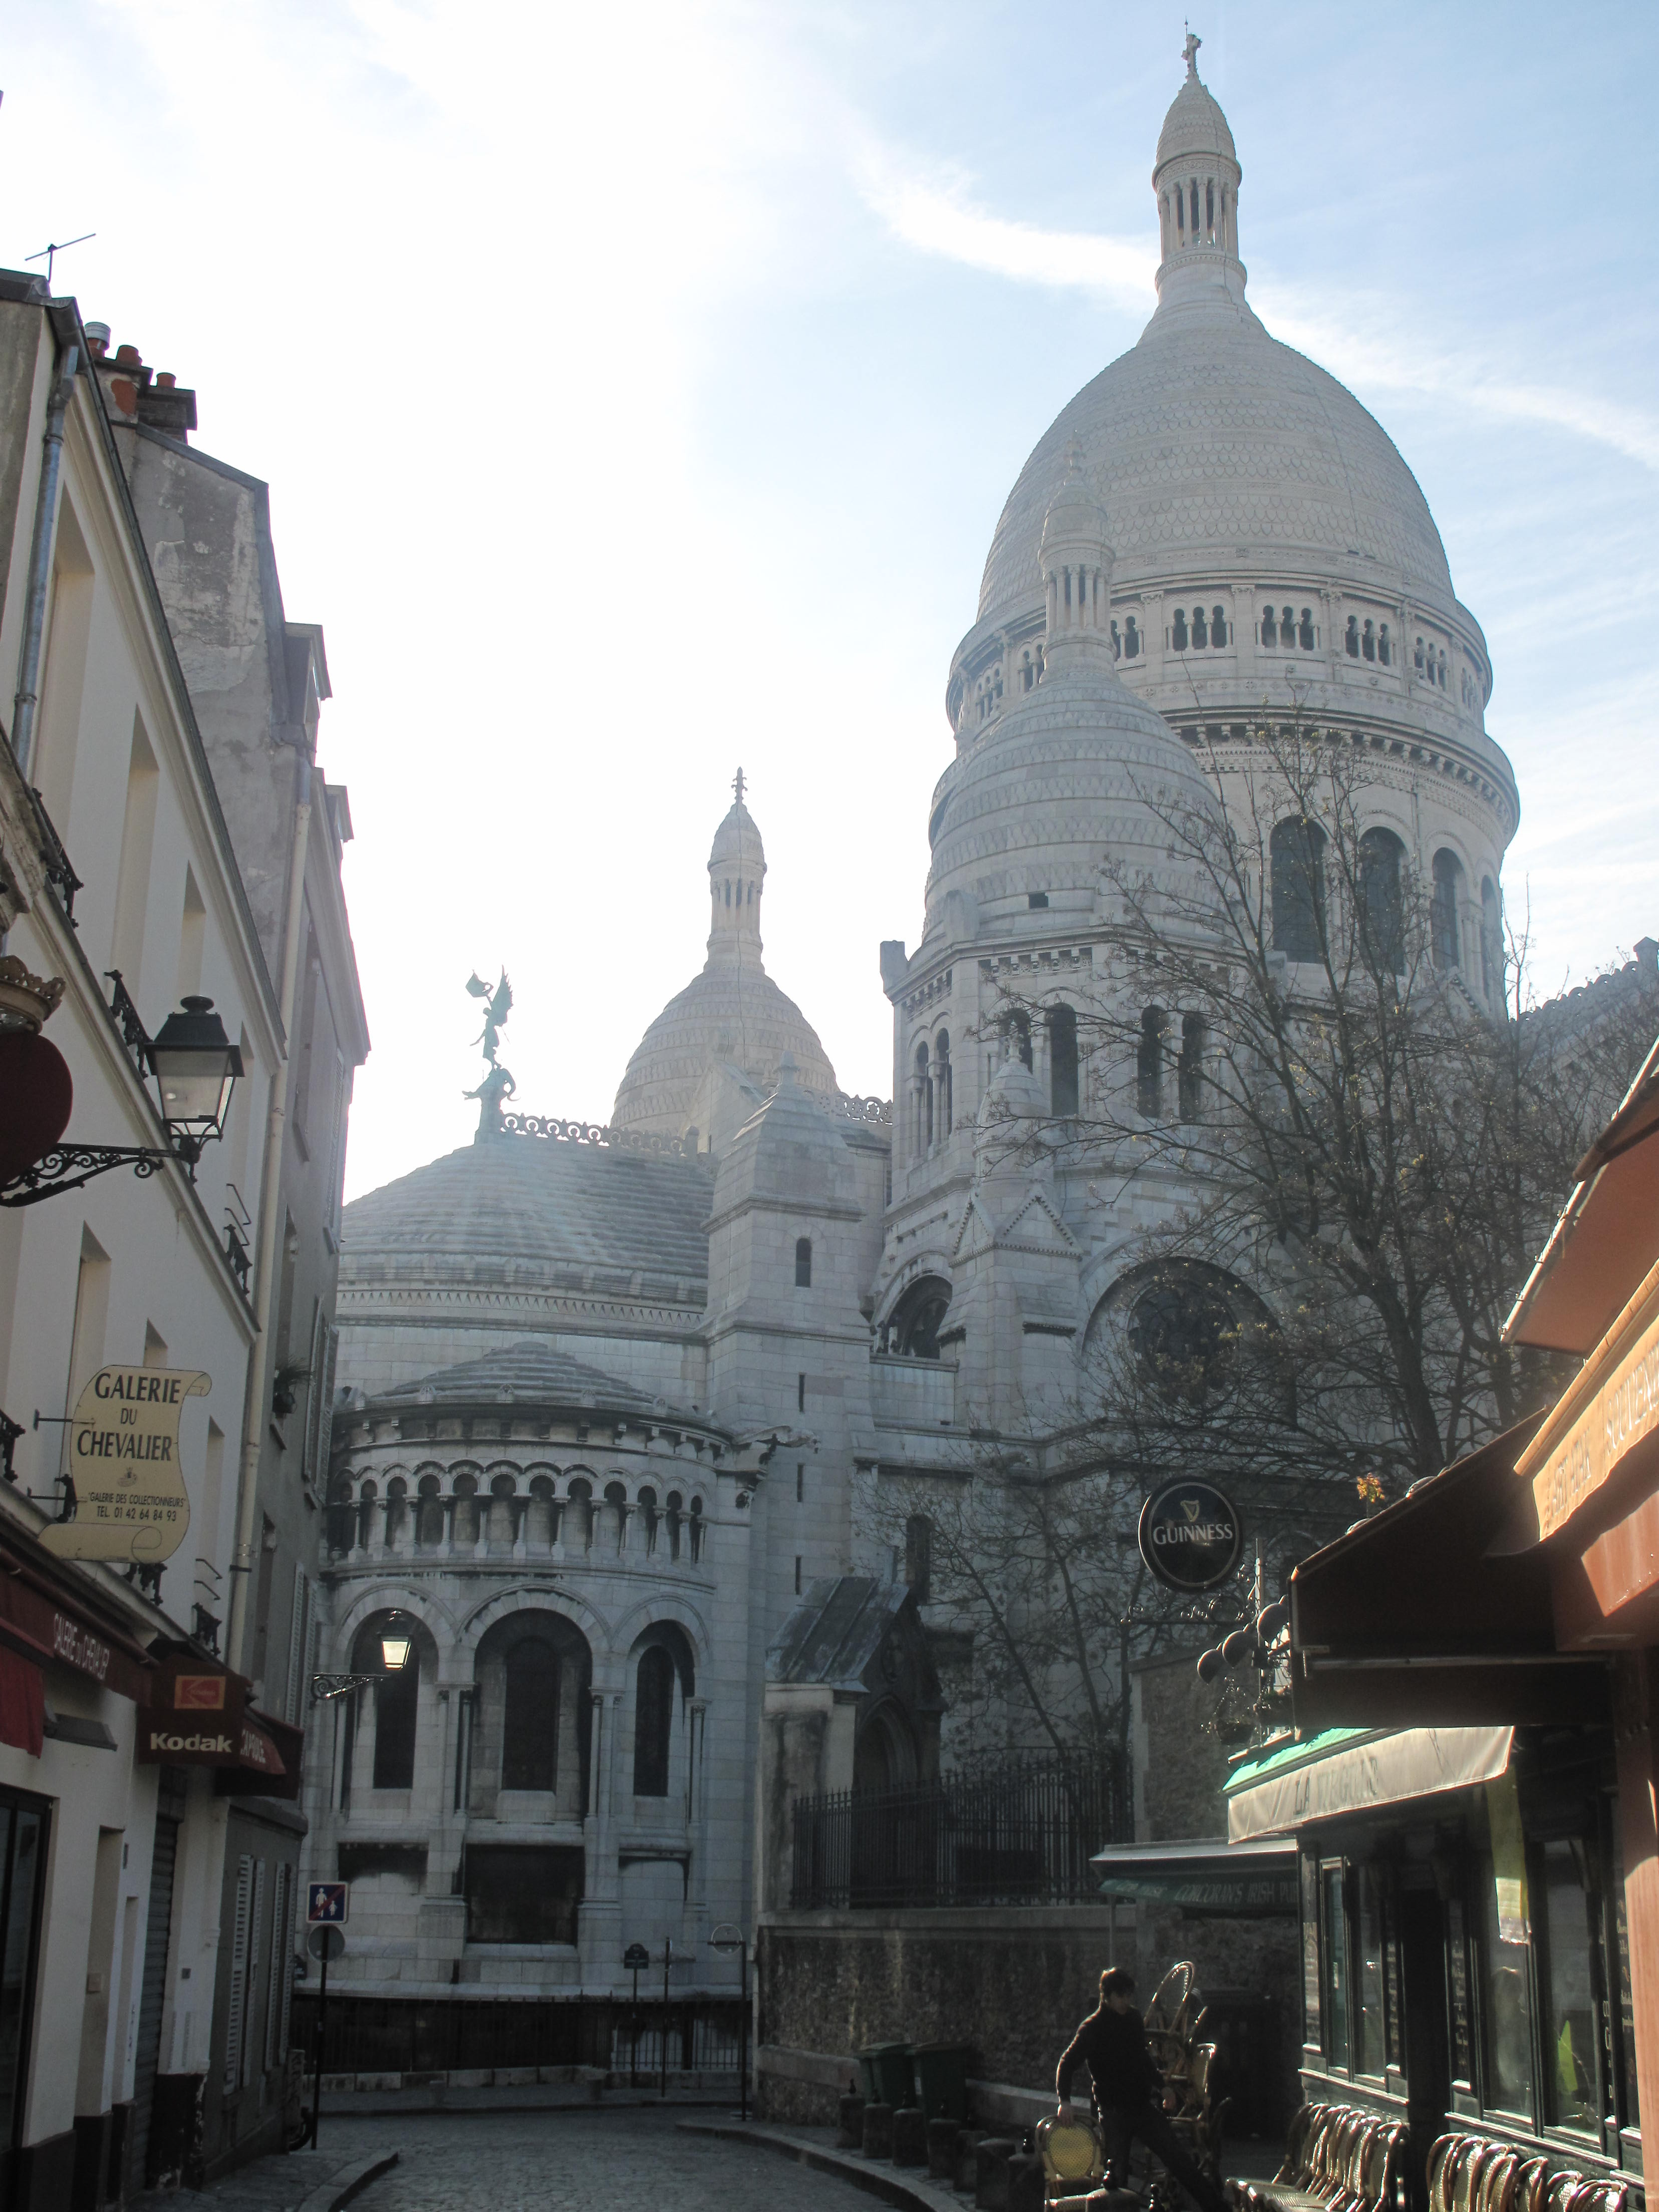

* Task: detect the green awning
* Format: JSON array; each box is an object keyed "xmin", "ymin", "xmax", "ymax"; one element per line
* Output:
[
  {"xmin": 1090, "ymin": 1837, "xmax": 1297, "ymax": 1918},
  {"xmin": 1225, "ymin": 1725, "xmax": 1514, "ymax": 1841}
]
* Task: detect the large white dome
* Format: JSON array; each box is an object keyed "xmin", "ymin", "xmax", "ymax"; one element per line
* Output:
[{"xmin": 978, "ymin": 315, "xmax": 1455, "ymax": 629}]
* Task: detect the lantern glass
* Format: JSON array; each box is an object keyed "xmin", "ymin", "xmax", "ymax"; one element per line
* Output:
[
  {"xmin": 148, "ymin": 996, "xmax": 242, "ymax": 1147},
  {"xmin": 380, "ymin": 1632, "xmax": 412, "ymax": 1672}
]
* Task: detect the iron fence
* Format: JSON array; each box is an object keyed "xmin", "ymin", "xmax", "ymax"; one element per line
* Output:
[
  {"xmin": 290, "ymin": 1992, "xmax": 745, "ymax": 2078},
  {"xmin": 790, "ymin": 1751, "xmax": 1126, "ymax": 1911}
]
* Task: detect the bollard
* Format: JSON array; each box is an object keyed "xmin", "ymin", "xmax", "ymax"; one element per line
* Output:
[
  {"xmin": 929, "ymin": 2116, "xmax": 959, "ymax": 2179},
  {"xmin": 837, "ymin": 2093, "xmax": 866, "ymax": 2150},
  {"xmin": 893, "ymin": 2107, "xmax": 927, "ymax": 2167},
  {"xmin": 975, "ymin": 2136, "xmax": 1016, "ymax": 2211},
  {"xmin": 862, "ymin": 2101, "xmax": 895, "ymax": 2159},
  {"xmin": 956, "ymin": 2129, "xmax": 985, "ymax": 2192},
  {"xmin": 1006, "ymin": 2149, "xmax": 1045, "ymax": 2212}
]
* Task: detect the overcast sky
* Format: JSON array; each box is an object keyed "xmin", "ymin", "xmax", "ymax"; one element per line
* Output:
[{"xmin": 4, "ymin": 1, "xmax": 1654, "ymax": 1200}]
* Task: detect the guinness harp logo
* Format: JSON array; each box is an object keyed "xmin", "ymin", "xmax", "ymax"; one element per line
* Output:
[
  {"xmin": 42, "ymin": 1366, "xmax": 209, "ymax": 1564},
  {"xmin": 1136, "ymin": 1478, "xmax": 1243, "ymax": 1592}
]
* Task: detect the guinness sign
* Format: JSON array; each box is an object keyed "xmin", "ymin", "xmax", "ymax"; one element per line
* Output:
[{"xmin": 1137, "ymin": 1479, "xmax": 1243, "ymax": 1592}]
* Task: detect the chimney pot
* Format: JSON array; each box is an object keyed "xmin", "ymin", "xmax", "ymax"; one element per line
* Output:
[
  {"xmin": 114, "ymin": 343, "xmax": 142, "ymax": 368},
  {"xmin": 83, "ymin": 322, "xmax": 111, "ymax": 357},
  {"xmin": 155, "ymin": 372, "xmax": 175, "ymax": 390}
]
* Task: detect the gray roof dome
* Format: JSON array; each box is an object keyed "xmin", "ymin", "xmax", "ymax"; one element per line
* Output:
[
  {"xmin": 613, "ymin": 786, "xmax": 837, "ymax": 1138},
  {"xmin": 1156, "ymin": 70, "xmax": 1237, "ymax": 168}
]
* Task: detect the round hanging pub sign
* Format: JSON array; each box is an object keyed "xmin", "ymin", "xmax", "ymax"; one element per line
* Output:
[{"xmin": 1137, "ymin": 1479, "xmax": 1243, "ymax": 1592}]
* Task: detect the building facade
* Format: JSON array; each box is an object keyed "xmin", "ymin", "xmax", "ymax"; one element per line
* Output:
[{"xmin": 0, "ymin": 271, "xmax": 363, "ymax": 2205}]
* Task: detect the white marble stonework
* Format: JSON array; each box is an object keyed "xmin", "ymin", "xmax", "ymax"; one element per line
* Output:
[{"xmin": 309, "ymin": 51, "xmax": 1526, "ymax": 1999}]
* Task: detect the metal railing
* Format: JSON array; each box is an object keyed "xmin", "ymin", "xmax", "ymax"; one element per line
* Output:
[
  {"xmin": 291, "ymin": 1992, "xmax": 745, "ymax": 2078},
  {"xmin": 791, "ymin": 1751, "xmax": 1126, "ymax": 1911}
]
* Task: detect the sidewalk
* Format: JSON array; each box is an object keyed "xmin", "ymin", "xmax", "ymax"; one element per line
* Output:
[
  {"xmin": 128, "ymin": 2145, "xmax": 398, "ymax": 2212},
  {"xmin": 320, "ymin": 2080, "xmax": 739, "ymax": 2117}
]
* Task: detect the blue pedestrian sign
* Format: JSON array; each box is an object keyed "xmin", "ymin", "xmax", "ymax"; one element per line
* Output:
[{"xmin": 307, "ymin": 1881, "xmax": 349, "ymax": 1925}]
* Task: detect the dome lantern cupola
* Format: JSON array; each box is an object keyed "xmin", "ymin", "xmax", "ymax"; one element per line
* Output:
[
  {"xmin": 1152, "ymin": 31, "xmax": 1248, "ymax": 315},
  {"xmin": 1038, "ymin": 443, "xmax": 1117, "ymax": 672},
  {"xmin": 707, "ymin": 765, "xmax": 765, "ymax": 963}
]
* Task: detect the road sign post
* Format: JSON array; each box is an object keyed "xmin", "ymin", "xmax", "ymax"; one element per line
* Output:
[
  {"xmin": 710, "ymin": 1923, "xmax": 748, "ymax": 2121},
  {"xmin": 307, "ymin": 1881, "xmax": 349, "ymax": 1925},
  {"xmin": 306, "ymin": 1922, "xmax": 346, "ymax": 2147}
]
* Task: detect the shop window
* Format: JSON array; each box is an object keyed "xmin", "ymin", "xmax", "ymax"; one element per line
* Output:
[
  {"xmin": 1323, "ymin": 1864, "xmax": 1350, "ymax": 2070},
  {"xmin": 1355, "ymin": 1865, "xmax": 1386, "ymax": 2076},
  {"xmin": 1538, "ymin": 1838, "xmax": 1602, "ymax": 2133},
  {"xmin": 1477, "ymin": 1847, "xmax": 1535, "ymax": 2116}
]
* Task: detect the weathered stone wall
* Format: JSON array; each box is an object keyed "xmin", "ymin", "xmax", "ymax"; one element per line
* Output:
[{"xmin": 756, "ymin": 1905, "xmax": 1139, "ymax": 2123}]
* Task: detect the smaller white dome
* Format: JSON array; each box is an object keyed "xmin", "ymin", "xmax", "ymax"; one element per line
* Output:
[
  {"xmin": 710, "ymin": 796, "xmax": 764, "ymax": 872},
  {"xmin": 1155, "ymin": 41, "xmax": 1237, "ymax": 171},
  {"xmin": 978, "ymin": 1052, "xmax": 1049, "ymax": 1125}
]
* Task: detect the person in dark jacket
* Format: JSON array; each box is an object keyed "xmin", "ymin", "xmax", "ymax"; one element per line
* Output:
[{"xmin": 1055, "ymin": 1968, "xmax": 1228, "ymax": 2212}]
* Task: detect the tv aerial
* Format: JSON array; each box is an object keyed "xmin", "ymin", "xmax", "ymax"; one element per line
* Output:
[{"xmin": 26, "ymin": 232, "xmax": 95, "ymax": 289}]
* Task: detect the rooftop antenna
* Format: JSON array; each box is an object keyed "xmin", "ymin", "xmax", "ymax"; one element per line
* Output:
[{"xmin": 26, "ymin": 232, "xmax": 95, "ymax": 290}]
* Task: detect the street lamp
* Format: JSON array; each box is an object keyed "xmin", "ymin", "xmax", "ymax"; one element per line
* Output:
[
  {"xmin": 311, "ymin": 1613, "xmax": 415, "ymax": 1703},
  {"xmin": 0, "ymin": 966, "xmax": 244, "ymax": 1207},
  {"xmin": 148, "ymin": 995, "xmax": 243, "ymax": 1162}
]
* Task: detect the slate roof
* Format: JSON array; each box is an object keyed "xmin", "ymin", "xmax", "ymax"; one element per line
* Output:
[
  {"xmin": 374, "ymin": 1339, "xmax": 670, "ymax": 1417},
  {"xmin": 341, "ymin": 1134, "xmax": 715, "ymax": 1288},
  {"xmin": 766, "ymin": 1576, "xmax": 907, "ymax": 1691}
]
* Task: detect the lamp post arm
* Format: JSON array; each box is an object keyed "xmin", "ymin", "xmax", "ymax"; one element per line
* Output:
[{"xmin": 0, "ymin": 1143, "xmax": 172, "ymax": 1208}]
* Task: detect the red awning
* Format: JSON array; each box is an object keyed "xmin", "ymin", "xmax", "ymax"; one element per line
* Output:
[
  {"xmin": 0, "ymin": 1646, "xmax": 43, "ymax": 1758},
  {"xmin": 1289, "ymin": 1417, "xmax": 1612, "ymax": 1730},
  {"xmin": 0, "ymin": 1538, "xmax": 154, "ymax": 1703}
]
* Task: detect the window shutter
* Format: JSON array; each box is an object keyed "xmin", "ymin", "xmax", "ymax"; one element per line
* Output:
[
  {"xmin": 306, "ymin": 1322, "xmax": 339, "ymax": 1490},
  {"xmin": 285, "ymin": 1572, "xmax": 313, "ymax": 1728},
  {"xmin": 242, "ymin": 1858, "xmax": 267, "ymax": 2086},
  {"xmin": 264, "ymin": 1862, "xmax": 294, "ymax": 2070},
  {"xmin": 223, "ymin": 1854, "xmax": 253, "ymax": 2091}
]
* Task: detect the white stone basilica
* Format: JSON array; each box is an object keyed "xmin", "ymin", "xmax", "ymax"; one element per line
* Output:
[{"xmin": 303, "ymin": 50, "xmax": 1518, "ymax": 2009}]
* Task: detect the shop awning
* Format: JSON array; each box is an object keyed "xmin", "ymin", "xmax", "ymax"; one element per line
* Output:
[
  {"xmin": 135, "ymin": 1646, "xmax": 305, "ymax": 1797},
  {"xmin": 1091, "ymin": 1836, "xmax": 1297, "ymax": 1915},
  {"xmin": 1287, "ymin": 1416, "xmax": 1611, "ymax": 1730},
  {"xmin": 1505, "ymin": 1032, "xmax": 1659, "ymax": 1357},
  {"xmin": 0, "ymin": 1647, "xmax": 43, "ymax": 1757},
  {"xmin": 1225, "ymin": 1725, "xmax": 1515, "ymax": 1841},
  {"xmin": 0, "ymin": 1535, "xmax": 155, "ymax": 1703}
]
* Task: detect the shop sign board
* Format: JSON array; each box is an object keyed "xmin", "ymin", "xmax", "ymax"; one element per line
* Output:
[
  {"xmin": 1137, "ymin": 1478, "xmax": 1243, "ymax": 1591},
  {"xmin": 41, "ymin": 1365, "xmax": 208, "ymax": 1564},
  {"xmin": 1520, "ymin": 1299, "xmax": 1659, "ymax": 1542}
]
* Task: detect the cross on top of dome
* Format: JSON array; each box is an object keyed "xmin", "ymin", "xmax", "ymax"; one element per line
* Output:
[
  {"xmin": 732, "ymin": 765, "xmax": 746, "ymax": 803},
  {"xmin": 1183, "ymin": 27, "xmax": 1201, "ymax": 77}
]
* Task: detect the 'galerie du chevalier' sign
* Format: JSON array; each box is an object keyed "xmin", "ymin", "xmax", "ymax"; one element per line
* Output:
[{"xmin": 40, "ymin": 1366, "xmax": 208, "ymax": 1564}]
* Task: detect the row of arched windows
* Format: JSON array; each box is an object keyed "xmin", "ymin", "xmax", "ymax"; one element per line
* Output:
[
  {"xmin": 1269, "ymin": 818, "xmax": 1500, "ymax": 995},
  {"xmin": 719, "ymin": 879, "xmax": 755, "ymax": 908},
  {"xmin": 1415, "ymin": 637, "xmax": 1449, "ymax": 689},
  {"xmin": 1109, "ymin": 618, "xmax": 1143, "ymax": 661},
  {"xmin": 1163, "ymin": 176, "xmax": 1228, "ymax": 252},
  {"xmin": 975, "ymin": 666, "xmax": 1004, "ymax": 722},
  {"xmin": 1345, "ymin": 616, "xmax": 1392, "ymax": 665},
  {"xmin": 1172, "ymin": 605, "xmax": 1229, "ymax": 652},
  {"xmin": 345, "ymin": 1613, "xmax": 689, "ymax": 1801},
  {"xmin": 330, "ymin": 1473, "xmax": 705, "ymax": 1562},
  {"xmin": 1262, "ymin": 606, "xmax": 1317, "ymax": 652},
  {"xmin": 1019, "ymin": 644, "xmax": 1045, "ymax": 691}
]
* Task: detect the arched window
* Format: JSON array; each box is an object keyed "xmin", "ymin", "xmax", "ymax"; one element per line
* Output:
[
  {"xmin": 1172, "ymin": 608, "xmax": 1189, "ymax": 652},
  {"xmin": 633, "ymin": 1645, "xmax": 675, "ymax": 1797},
  {"xmin": 934, "ymin": 1031, "xmax": 952, "ymax": 1137},
  {"xmin": 1298, "ymin": 610, "xmax": 1315, "ymax": 651},
  {"xmin": 1432, "ymin": 849, "xmax": 1464, "ymax": 971},
  {"xmin": 887, "ymin": 1275, "xmax": 951, "ymax": 1360},
  {"xmin": 1437, "ymin": 651, "xmax": 1448, "ymax": 690},
  {"xmin": 1260, "ymin": 606, "xmax": 1277, "ymax": 648},
  {"xmin": 1178, "ymin": 1014, "xmax": 1207, "ymax": 1124},
  {"xmin": 1212, "ymin": 605, "xmax": 1227, "ymax": 648},
  {"xmin": 1378, "ymin": 623, "xmax": 1391, "ymax": 666},
  {"xmin": 1020, "ymin": 649, "xmax": 1034, "ymax": 692},
  {"xmin": 688, "ymin": 1497, "xmax": 704, "ymax": 1563},
  {"xmin": 1124, "ymin": 616, "xmax": 1141, "ymax": 658},
  {"xmin": 1481, "ymin": 878, "xmax": 1501, "ymax": 1004},
  {"xmin": 1415, "ymin": 637, "xmax": 1426, "ymax": 675},
  {"xmin": 904, "ymin": 1515, "xmax": 933, "ymax": 1602},
  {"xmin": 1345, "ymin": 616, "xmax": 1360, "ymax": 658},
  {"xmin": 1033, "ymin": 643, "xmax": 1044, "ymax": 684},
  {"xmin": 794, "ymin": 1237, "xmax": 812, "ymax": 1288},
  {"xmin": 1283, "ymin": 607, "xmax": 1297, "ymax": 650},
  {"xmin": 1192, "ymin": 606, "xmax": 1208, "ymax": 649},
  {"xmin": 356, "ymin": 1619, "xmax": 418, "ymax": 1790},
  {"xmin": 1110, "ymin": 620, "xmax": 1121, "ymax": 660},
  {"xmin": 1271, "ymin": 816, "xmax": 1327, "ymax": 962},
  {"xmin": 1048, "ymin": 1004, "xmax": 1079, "ymax": 1116},
  {"xmin": 914, "ymin": 1041, "xmax": 931, "ymax": 1156},
  {"xmin": 1137, "ymin": 1006, "xmax": 1167, "ymax": 1119},
  {"xmin": 503, "ymin": 1637, "xmax": 560, "ymax": 1791},
  {"xmin": 1189, "ymin": 180, "xmax": 1200, "ymax": 234},
  {"xmin": 1362, "ymin": 619, "xmax": 1376, "ymax": 662},
  {"xmin": 1359, "ymin": 828, "xmax": 1406, "ymax": 975},
  {"xmin": 1129, "ymin": 1266, "xmax": 1239, "ymax": 1406}
]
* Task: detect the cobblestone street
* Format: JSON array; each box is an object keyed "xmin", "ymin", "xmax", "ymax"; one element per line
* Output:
[{"xmin": 352, "ymin": 2112, "xmax": 868, "ymax": 2212}]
